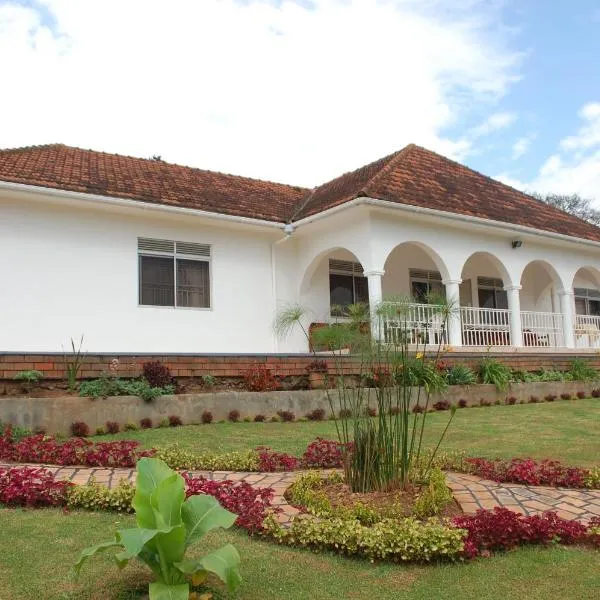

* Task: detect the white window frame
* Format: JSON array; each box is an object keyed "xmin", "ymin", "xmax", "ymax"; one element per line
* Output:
[
  {"xmin": 137, "ymin": 237, "xmax": 212, "ymax": 310},
  {"xmin": 409, "ymin": 269, "xmax": 444, "ymax": 303},
  {"xmin": 574, "ymin": 287, "xmax": 600, "ymax": 316}
]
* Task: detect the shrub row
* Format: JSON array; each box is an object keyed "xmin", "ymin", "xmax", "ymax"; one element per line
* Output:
[
  {"xmin": 0, "ymin": 465, "xmax": 276, "ymax": 535},
  {"xmin": 466, "ymin": 457, "xmax": 600, "ymax": 489},
  {"xmin": 454, "ymin": 507, "xmax": 600, "ymax": 557}
]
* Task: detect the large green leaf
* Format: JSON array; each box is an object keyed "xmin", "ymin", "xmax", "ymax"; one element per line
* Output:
[
  {"xmin": 134, "ymin": 458, "xmax": 175, "ymax": 528},
  {"xmin": 175, "ymin": 544, "xmax": 242, "ymax": 592},
  {"xmin": 154, "ymin": 524, "xmax": 187, "ymax": 566},
  {"xmin": 73, "ymin": 538, "xmax": 121, "ymax": 577},
  {"xmin": 151, "ymin": 472, "xmax": 185, "ymax": 531},
  {"xmin": 182, "ymin": 494, "xmax": 237, "ymax": 546},
  {"xmin": 116, "ymin": 527, "xmax": 161, "ymax": 560},
  {"xmin": 148, "ymin": 581, "xmax": 189, "ymax": 600}
]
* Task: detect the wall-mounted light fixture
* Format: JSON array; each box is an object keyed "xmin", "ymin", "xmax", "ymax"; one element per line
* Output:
[{"xmin": 511, "ymin": 240, "xmax": 523, "ymax": 249}]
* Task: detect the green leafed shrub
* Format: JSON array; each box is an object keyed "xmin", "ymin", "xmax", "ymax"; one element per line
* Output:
[
  {"xmin": 264, "ymin": 514, "xmax": 465, "ymax": 562},
  {"xmin": 413, "ymin": 468, "xmax": 454, "ymax": 518},
  {"xmin": 584, "ymin": 467, "xmax": 600, "ymax": 489},
  {"xmin": 74, "ymin": 457, "xmax": 242, "ymax": 597},
  {"xmin": 78, "ymin": 373, "xmax": 174, "ymax": 402},
  {"xmin": 568, "ymin": 358, "xmax": 598, "ymax": 381},
  {"xmin": 154, "ymin": 445, "xmax": 260, "ymax": 472},
  {"xmin": 67, "ymin": 478, "xmax": 135, "ymax": 512},
  {"xmin": 478, "ymin": 358, "xmax": 511, "ymax": 391},
  {"xmin": 446, "ymin": 364, "xmax": 476, "ymax": 386}
]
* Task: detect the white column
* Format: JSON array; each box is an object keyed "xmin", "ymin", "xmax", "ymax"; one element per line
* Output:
[
  {"xmin": 442, "ymin": 279, "xmax": 462, "ymax": 347},
  {"xmin": 558, "ymin": 290, "xmax": 575, "ymax": 348},
  {"xmin": 505, "ymin": 284, "xmax": 523, "ymax": 347},
  {"xmin": 364, "ymin": 270, "xmax": 384, "ymax": 341}
]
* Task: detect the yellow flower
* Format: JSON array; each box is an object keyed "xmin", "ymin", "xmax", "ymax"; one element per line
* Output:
[{"xmin": 416, "ymin": 352, "xmax": 424, "ymax": 359}]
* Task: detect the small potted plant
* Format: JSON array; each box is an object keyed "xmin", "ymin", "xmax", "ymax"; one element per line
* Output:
[{"xmin": 306, "ymin": 359, "xmax": 329, "ymax": 389}]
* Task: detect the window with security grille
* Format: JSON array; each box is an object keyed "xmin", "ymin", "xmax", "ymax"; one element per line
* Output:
[{"xmin": 138, "ymin": 238, "xmax": 211, "ymax": 308}]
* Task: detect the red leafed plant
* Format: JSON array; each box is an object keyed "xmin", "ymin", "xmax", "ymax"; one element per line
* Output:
[
  {"xmin": 256, "ymin": 447, "xmax": 300, "ymax": 471},
  {"xmin": 183, "ymin": 473, "xmax": 278, "ymax": 533},
  {"xmin": 243, "ymin": 364, "xmax": 279, "ymax": 392},
  {"xmin": 466, "ymin": 457, "xmax": 588, "ymax": 488},
  {"xmin": 302, "ymin": 437, "xmax": 347, "ymax": 468},
  {"xmin": 453, "ymin": 507, "xmax": 589, "ymax": 558},
  {"xmin": 0, "ymin": 426, "xmax": 153, "ymax": 468},
  {"xmin": 0, "ymin": 466, "xmax": 71, "ymax": 507}
]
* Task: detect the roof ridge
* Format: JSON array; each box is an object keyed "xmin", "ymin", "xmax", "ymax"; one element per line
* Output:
[
  {"xmin": 0, "ymin": 143, "xmax": 309, "ymax": 192},
  {"xmin": 360, "ymin": 144, "xmax": 414, "ymax": 196},
  {"xmin": 288, "ymin": 146, "xmax": 411, "ymax": 222}
]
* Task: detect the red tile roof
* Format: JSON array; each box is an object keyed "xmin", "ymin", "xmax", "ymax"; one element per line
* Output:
[
  {"xmin": 295, "ymin": 144, "xmax": 600, "ymax": 243},
  {"xmin": 0, "ymin": 144, "xmax": 307, "ymax": 222},
  {"xmin": 1, "ymin": 142, "xmax": 599, "ymax": 243}
]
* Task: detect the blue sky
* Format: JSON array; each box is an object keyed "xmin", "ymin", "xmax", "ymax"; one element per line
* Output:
[{"xmin": 0, "ymin": 0, "xmax": 598, "ymax": 201}]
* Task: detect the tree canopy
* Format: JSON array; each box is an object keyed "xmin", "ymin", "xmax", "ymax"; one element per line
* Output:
[{"xmin": 533, "ymin": 192, "xmax": 600, "ymax": 227}]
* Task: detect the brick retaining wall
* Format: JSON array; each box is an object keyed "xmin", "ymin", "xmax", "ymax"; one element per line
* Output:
[{"xmin": 2, "ymin": 351, "xmax": 600, "ymax": 381}]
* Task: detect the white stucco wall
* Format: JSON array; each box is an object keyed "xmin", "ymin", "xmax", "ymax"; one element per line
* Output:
[
  {"xmin": 3, "ymin": 189, "xmax": 600, "ymax": 354},
  {"xmin": 0, "ymin": 193, "xmax": 282, "ymax": 353}
]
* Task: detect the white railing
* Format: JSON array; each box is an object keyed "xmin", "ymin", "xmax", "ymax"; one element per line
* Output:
[
  {"xmin": 520, "ymin": 311, "xmax": 564, "ymax": 347},
  {"xmin": 382, "ymin": 303, "xmax": 447, "ymax": 346},
  {"xmin": 574, "ymin": 315, "xmax": 600, "ymax": 349},
  {"xmin": 460, "ymin": 306, "xmax": 511, "ymax": 346}
]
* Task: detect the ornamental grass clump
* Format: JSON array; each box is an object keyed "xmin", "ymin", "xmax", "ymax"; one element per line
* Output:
[
  {"xmin": 275, "ymin": 296, "xmax": 457, "ymax": 493},
  {"xmin": 74, "ymin": 458, "xmax": 242, "ymax": 598}
]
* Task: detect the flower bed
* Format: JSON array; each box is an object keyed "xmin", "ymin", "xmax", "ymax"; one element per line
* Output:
[
  {"xmin": 466, "ymin": 457, "xmax": 600, "ymax": 489},
  {"xmin": 0, "ymin": 466, "xmax": 71, "ymax": 507}
]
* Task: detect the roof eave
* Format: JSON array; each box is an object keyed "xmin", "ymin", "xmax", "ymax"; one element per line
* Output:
[
  {"xmin": 292, "ymin": 195, "xmax": 600, "ymax": 250},
  {"xmin": 0, "ymin": 180, "xmax": 287, "ymax": 230}
]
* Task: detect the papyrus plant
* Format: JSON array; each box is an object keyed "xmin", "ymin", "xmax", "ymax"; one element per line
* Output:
[
  {"xmin": 74, "ymin": 457, "xmax": 241, "ymax": 599},
  {"xmin": 275, "ymin": 294, "xmax": 456, "ymax": 493}
]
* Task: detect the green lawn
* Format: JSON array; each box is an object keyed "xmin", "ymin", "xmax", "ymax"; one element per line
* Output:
[
  {"xmin": 1, "ymin": 508, "xmax": 599, "ymax": 600},
  {"xmin": 96, "ymin": 399, "xmax": 600, "ymax": 466}
]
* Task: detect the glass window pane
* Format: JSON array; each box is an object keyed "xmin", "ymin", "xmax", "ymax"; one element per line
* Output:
[
  {"xmin": 330, "ymin": 274, "xmax": 353, "ymax": 314},
  {"xmin": 495, "ymin": 290, "xmax": 508, "ymax": 310},
  {"xmin": 411, "ymin": 281, "xmax": 429, "ymax": 303},
  {"xmin": 177, "ymin": 259, "xmax": 210, "ymax": 308},
  {"xmin": 354, "ymin": 276, "xmax": 369, "ymax": 305},
  {"xmin": 478, "ymin": 288, "xmax": 495, "ymax": 309},
  {"xmin": 575, "ymin": 297, "xmax": 587, "ymax": 315},
  {"xmin": 589, "ymin": 300, "xmax": 600, "ymax": 316},
  {"xmin": 140, "ymin": 256, "xmax": 174, "ymax": 306}
]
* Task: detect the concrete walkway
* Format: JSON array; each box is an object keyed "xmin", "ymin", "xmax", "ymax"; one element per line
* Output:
[{"xmin": 3, "ymin": 462, "xmax": 599, "ymax": 525}]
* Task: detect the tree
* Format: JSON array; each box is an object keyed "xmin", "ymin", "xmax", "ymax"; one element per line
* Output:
[{"xmin": 533, "ymin": 192, "xmax": 600, "ymax": 227}]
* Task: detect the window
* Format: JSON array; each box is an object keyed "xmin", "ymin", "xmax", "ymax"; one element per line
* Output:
[
  {"xmin": 574, "ymin": 288, "xmax": 600, "ymax": 316},
  {"xmin": 329, "ymin": 259, "xmax": 369, "ymax": 315},
  {"xmin": 138, "ymin": 238, "xmax": 211, "ymax": 308},
  {"xmin": 409, "ymin": 269, "xmax": 444, "ymax": 303},
  {"xmin": 477, "ymin": 277, "xmax": 507, "ymax": 310}
]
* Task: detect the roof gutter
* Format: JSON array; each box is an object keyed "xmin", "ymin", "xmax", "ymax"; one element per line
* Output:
[
  {"xmin": 291, "ymin": 196, "xmax": 600, "ymax": 251},
  {"xmin": 0, "ymin": 180, "xmax": 287, "ymax": 230}
]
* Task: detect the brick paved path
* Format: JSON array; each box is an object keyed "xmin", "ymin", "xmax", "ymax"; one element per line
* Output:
[{"xmin": 3, "ymin": 462, "xmax": 599, "ymax": 525}]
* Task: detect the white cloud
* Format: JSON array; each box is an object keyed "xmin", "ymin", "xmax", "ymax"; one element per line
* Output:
[
  {"xmin": 560, "ymin": 102, "xmax": 600, "ymax": 151},
  {"xmin": 511, "ymin": 134, "xmax": 534, "ymax": 159},
  {"xmin": 0, "ymin": 0, "xmax": 521, "ymax": 186},
  {"xmin": 470, "ymin": 111, "xmax": 517, "ymax": 137},
  {"xmin": 495, "ymin": 102, "xmax": 600, "ymax": 203}
]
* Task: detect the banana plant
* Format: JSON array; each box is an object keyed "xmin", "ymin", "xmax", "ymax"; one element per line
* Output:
[{"xmin": 74, "ymin": 457, "xmax": 241, "ymax": 599}]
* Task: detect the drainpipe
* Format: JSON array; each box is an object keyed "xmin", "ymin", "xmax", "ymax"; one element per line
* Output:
[{"xmin": 271, "ymin": 223, "xmax": 295, "ymax": 351}]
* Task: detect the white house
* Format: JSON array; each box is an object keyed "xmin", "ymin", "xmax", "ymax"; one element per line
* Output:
[{"xmin": 2, "ymin": 143, "xmax": 600, "ymax": 355}]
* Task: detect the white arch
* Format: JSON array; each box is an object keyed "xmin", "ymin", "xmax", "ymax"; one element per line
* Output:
[
  {"xmin": 298, "ymin": 245, "xmax": 366, "ymax": 295},
  {"xmin": 571, "ymin": 265, "xmax": 600, "ymax": 290},
  {"xmin": 382, "ymin": 241, "xmax": 451, "ymax": 283},
  {"xmin": 460, "ymin": 251, "xmax": 514, "ymax": 287}
]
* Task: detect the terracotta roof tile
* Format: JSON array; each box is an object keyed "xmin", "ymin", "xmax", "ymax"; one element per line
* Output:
[
  {"xmin": 1, "ymin": 143, "xmax": 599, "ymax": 244},
  {"xmin": 296, "ymin": 144, "xmax": 600, "ymax": 243},
  {"xmin": 0, "ymin": 144, "xmax": 307, "ymax": 222}
]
